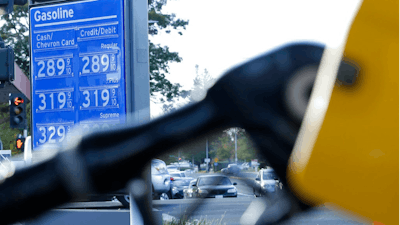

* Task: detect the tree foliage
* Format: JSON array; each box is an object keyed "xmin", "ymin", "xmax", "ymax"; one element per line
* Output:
[
  {"xmin": 0, "ymin": 4, "xmax": 29, "ymax": 76},
  {"xmin": 0, "ymin": 0, "xmax": 188, "ymax": 99},
  {"xmin": 210, "ymin": 128, "xmax": 257, "ymax": 163},
  {"xmin": 191, "ymin": 65, "xmax": 216, "ymax": 102}
]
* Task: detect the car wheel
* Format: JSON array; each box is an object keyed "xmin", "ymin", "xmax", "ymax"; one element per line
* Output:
[
  {"xmin": 253, "ymin": 188, "xmax": 259, "ymax": 197},
  {"xmin": 159, "ymin": 193, "xmax": 169, "ymax": 200},
  {"xmin": 116, "ymin": 195, "xmax": 130, "ymax": 208}
]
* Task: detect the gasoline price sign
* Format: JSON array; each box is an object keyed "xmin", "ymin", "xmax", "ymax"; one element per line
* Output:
[{"xmin": 30, "ymin": 0, "xmax": 127, "ymax": 150}]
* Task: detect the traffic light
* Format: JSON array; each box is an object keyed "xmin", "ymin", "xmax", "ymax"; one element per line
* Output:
[
  {"xmin": 9, "ymin": 93, "xmax": 27, "ymax": 129},
  {"xmin": 0, "ymin": 47, "xmax": 14, "ymax": 85},
  {"xmin": 16, "ymin": 136, "xmax": 25, "ymax": 151},
  {"xmin": 0, "ymin": 0, "xmax": 28, "ymax": 15}
]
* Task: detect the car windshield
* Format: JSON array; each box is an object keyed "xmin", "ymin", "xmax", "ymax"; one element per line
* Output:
[
  {"xmin": 263, "ymin": 171, "xmax": 278, "ymax": 180},
  {"xmin": 198, "ymin": 177, "xmax": 232, "ymax": 186},
  {"xmin": 167, "ymin": 166, "xmax": 178, "ymax": 170},
  {"xmin": 152, "ymin": 161, "xmax": 168, "ymax": 174},
  {"xmin": 173, "ymin": 179, "xmax": 190, "ymax": 186},
  {"xmin": 170, "ymin": 173, "xmax": 181, "ymax": 177}
]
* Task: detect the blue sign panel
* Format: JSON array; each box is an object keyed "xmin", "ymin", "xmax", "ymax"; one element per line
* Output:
[{"xmin": 30, "ymin": 0, "xmax": 126, "ymax": 150}]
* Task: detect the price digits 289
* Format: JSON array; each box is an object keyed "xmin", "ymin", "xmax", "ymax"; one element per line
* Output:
[
  {"xmin": 80, "ymin": 53, "xmax": 117, "ymax": 74},
  {"xmin": 37, "ymin": 57, "xmax": 72, "ymax": 78}
]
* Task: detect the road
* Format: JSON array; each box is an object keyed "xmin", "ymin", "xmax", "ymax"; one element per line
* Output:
[
  {"xmin": 154, "ymin": 172, "xmax": 365, "ymax": 225},
  {"xmin": 56, "ymin": 172, "xmax": 366, "ymax": 225}
]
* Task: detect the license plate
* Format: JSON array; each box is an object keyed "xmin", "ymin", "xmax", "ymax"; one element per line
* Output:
[{"xmin": 215, "ymin": 195, "xmax": 223, "ymax": 199}]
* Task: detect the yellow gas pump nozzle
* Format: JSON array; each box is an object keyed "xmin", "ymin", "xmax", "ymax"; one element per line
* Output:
[{"xmin": 288, "ymin": 1, "xmax": 399, "ymax": 224}]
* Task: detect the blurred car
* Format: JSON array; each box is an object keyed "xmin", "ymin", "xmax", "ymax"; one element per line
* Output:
[
  {"xmin": 226, "ymin": 164, "xmax": 241, "ymax": 175},
  {"xmin": 169, "ymin": 170, "xmax": 194, "ymax": 199},
  {"xmin": 188, "ymin": 175, "xmax": 238, "ymax": 198},
  {"xmin": 167, "ymin": 165, "xmax": 179, "ymax": 172},
  {"xmin": 170, "ymin": 177, "xmax": 192, "ymax": 199},
  {"xmin": 183, "ymin": 179, "xmax": 197, "ymax": 198},
  {"xmin": 253, "ymin": 168, "xmax": 280, "ymax": 198},
  {"xmin": 151, "ymin": 159, "xmax": 172, "ymax": 199},
  {"xmin": 241, "ymin": 163, "xmax": 249, "ymax": 170},
  {"xmin": 185, "ymin": 169, "xmax": 195, "ymax": 174},
  {"xmin": 169, "ymin": 171, "xmax": 187, "ymax": 179},
  {"xmin": 115, "ymin": 159, "xmax": 171, "ymax": 207},
  {"xmin": 221, "ymin": 168, "xmax": 228, "ymax": 174}
]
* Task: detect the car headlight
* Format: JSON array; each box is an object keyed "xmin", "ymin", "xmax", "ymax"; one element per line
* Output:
[
  {"xmin": 172, "ymin": 187, "xmax": 178, "ymax": 191},
  {"xmin": 227, "ymin": 188, "xmax": 237, "ymax": 193},
  {"xmin": 198, "ymin": 189, "xmax": 208, "ymax": 194}
]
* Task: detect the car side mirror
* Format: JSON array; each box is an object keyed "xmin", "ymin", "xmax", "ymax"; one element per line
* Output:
[
  {"xmin": 233, "ymin": 182, "xmax": 237, "ymax": 185},
  {"xmin": 255, "ymin": 178, "xmax": 260, "ymax": 181}
]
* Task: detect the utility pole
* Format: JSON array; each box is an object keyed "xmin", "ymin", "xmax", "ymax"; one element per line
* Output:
[
  {"xmin": 206, "ymin": 138, "xmax": 208, "ymax": 172},
  {"xmin": 178, "ymin": 150, "xmax": 181, "ymax": 170},
  {"xmin": 235, "ymin": 128, "xmax": 238, "ymax": 164}
]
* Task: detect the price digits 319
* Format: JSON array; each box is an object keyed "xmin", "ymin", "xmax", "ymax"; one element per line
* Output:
[
  {"xmin": 81, "ymin": 88, "xmax": 117, "ymax": 108},
  {"xmin": 38, "ymin": 91, "xmax": 73, "ymax": 111},
  {"xmin": 37, "ymin": 58, "xmax": 72, "ymax": 78},
  {"xmin": 81, "ymin": 53, "xmax": 117, "ymax": 74},
  {"xmin": 38, "ymin": 125, "xmax": 69, "ymax": 144}
]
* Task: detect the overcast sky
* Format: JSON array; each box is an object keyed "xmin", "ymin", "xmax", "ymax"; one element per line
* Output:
[{"xmin": 149, "ymin": 0, "xmax": 362, "ymax": 117}]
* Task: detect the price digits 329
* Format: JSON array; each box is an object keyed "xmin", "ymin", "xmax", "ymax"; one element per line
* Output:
[
  {"xmin": 38, "ymin": 125, "xmax": 69, "ymax": 144},
  {"xmin": 38, "ymin": 91, "xmax": 73, "ymax": 111},
  {"xmin": 37, "ymin": 58, "xmax": 72, "ymax": 77},
  {"xmin": 81, "ymin": 88, "xmax": 117, "ymax": 108},
  {"xmin": 81, "ymin": 53, "xmax": 117, "ymax": 74}
]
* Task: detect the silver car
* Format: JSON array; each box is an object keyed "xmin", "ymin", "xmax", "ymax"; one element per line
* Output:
[
  {"xmin": 151, "ymin": 159, "xmax": 172, "ymax": 200},
  {"xmin": 253, "ymin": 168, "xmax": 280, "ymax": 198},
  {"xmin": 115, "ymin": 159, "xmax": 171, "ymax": 207}
]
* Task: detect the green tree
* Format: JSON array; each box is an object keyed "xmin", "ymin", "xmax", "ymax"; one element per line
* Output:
[
  {"xmin": 0, "ymin": 1, "xmax": 188, "ymax": 100},
  {"xmin": 236, "ymin": 134, "xmax": 257, "ymax": 162},
  {"xmin": 0, "ymin": 4, "xmax": 29, "ymax": 75},
  {"xmin": 211, "ymin": 132, "xmax": 234, "ymax": 162},
  {"xmin": 191, "ymin": 65, "xmax": 216, "ymax": 102}
]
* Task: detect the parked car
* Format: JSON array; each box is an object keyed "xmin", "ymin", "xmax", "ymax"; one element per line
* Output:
[
  {"xmin": 187, "ymin": 175, "xmax": 237, "ymax": 198},
  {"xmin": 116, "ymin": 159, "xmax": 171, "ymax": 207},
  {"xmin": 253, "ymin": 168, "xmax": 280, "ymax": 198}
]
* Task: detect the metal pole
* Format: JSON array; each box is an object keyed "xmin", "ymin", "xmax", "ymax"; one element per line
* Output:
[
  {"xmin": 125, "ymin": 0, "xmax": 150, "ymax": 223},
  {"xmin": 206, "ymin": 138, "xmax": 208, "ymax": 172},
  {"xmin": 23, "ymin": 129, "xmax": 27, "ymax": 138},
  {"xmin": 235, "ymin": 128, "xmax": 237, "ymax": 164}
]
